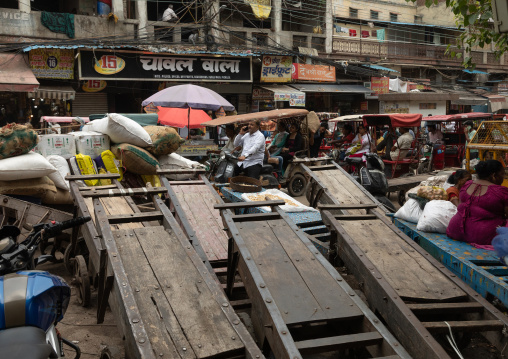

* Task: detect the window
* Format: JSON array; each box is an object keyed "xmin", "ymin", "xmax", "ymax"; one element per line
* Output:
[
  {"xmin": 349, "ymin": 8, "xmax": 358, "ymax": 18},
  {"xmin": 390, "ymin": 13, "xmax": 398, "ymax": 22},
  {"xmin": 370, "ymin": 10, "xmax": 379, "ymax": 20},
  {"xmin": 414, "ymin": 15, "xmax": 423, "ymax": 24}
]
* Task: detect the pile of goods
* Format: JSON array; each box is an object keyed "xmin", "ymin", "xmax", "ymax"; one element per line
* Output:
[
  {"xmin": 394, "ymin": 175, "xmax": 456, "ymax": 233},
  {"xmin": 0, "ymin": 114, "xmax": 186, "ymax": 205},
  {"xmin": 242, "ymin": 189, "xmax": 317, "ymax": 212}
]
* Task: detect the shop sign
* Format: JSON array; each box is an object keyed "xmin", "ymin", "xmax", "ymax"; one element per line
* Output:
[
  {"xmin": 260, "ymin": 55, "xmax": 292, "ymax": 83},
  {"xmin": 371, "ymin": 77, "xmax": 389, "ymax": 95},
  {"xmin": 176, "ymin": 141, "xmax": 219, "ymax": 156},
  {"xmin": 419, "ymin": 103, "xmax": 437, "ymax": 110},
  {"xmin": 380, "ymin": 101, "xmax": 409, "ymax": 114},
  {"xmin": 82, "ymin": 80, "xmax": 107, "ymax": 92},
  {"xmin": 29, "ymin": 48, "xmax": 74, "ymax": 79},
  {"xmin": 274, "ymin": 92, "xmax": 306, "ymax": 107},
  {"xmin": 79, "ymin": 50, "xmax": 252, "ymax": 82},
  {"xmin": 291, "ymin": 64, "xmax": 335, "ymax": 82},
  {"xmin": 252, "ymin": 88, "xmax": 273, "ymax": 100},
  {"xmin": 1, "ymin": 10, "xmax": 33, "ymax": 27},
  {"xmin": 360, "ymin": 101, "xmax": 368, "ymax": 111},
  {"xmin": 408, "ymin": 80, "xmax": 431, "ymax": 91}
]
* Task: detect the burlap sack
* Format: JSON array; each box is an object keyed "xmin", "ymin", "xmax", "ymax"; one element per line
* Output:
[
  {"xmin": 0, "ymin": 123, "xmax": 38, "ymax": 159},
  {"xmin": 41, "ymin": 187, "xmax": 73, "ymax": 205},
  {"xmin": 0, "ymin": 176, "xmax": 57, "ymax": 198},
  {"xmin": 307, "ymin": 111, "xmax": 320, "ymax": 133},
  {"xmin": 111, "ymin": 143, "xmax": 159, "ymax": 175},
  {"xmin": 144, "ymin": 126, "xmax": 185, "ymax": 157}
]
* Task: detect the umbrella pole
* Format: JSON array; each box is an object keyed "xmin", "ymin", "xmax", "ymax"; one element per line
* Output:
[{"xmin": 187, "ymin": 107, "xmax": 191, "ymax": 139}]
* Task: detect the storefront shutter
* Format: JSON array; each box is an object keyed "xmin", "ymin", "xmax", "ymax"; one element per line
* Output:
[{"xmin": 72, "ymin": 93, "xmax": 108, "ymax": 117}]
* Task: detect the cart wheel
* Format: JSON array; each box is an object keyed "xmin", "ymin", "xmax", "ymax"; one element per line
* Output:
[
  {"xmin": 100, "ymin": 345, "xmax": 122, "ymax": 359},
  {"xmin": 288, "ymin": 173, "xmax": 307, "ymax": 197},
  {"xmin": 305, "ymin": 181, "xmax": 313, "ymax": 203},
  {"xmin": 64, "ymin": 238, "xmax": 89, "ymax": 274},
  {"xmin": 73, "ymin": 255, "xmax": 91, "ymax": 307}
]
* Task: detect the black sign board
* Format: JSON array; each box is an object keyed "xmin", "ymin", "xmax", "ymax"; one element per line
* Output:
[{"xmin": 78, "ymin": 50, "xmax": 252, "ymax": 82}]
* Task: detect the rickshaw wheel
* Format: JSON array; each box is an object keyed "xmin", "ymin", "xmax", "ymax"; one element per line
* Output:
[{"xmin": 288, "ymin": 173, "xmax": 307, "ymax": 197}]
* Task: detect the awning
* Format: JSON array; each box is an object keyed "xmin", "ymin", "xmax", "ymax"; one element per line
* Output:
[
  {"xmin": 0, "ymin": 53, "xmax": 39, "ymax": 92},
  {"xmin": 290, "ymin": 84, "xmax": 372, "ymax": 93},
  {"xmin": 363, "ymin": 65, "xmax": 399, "ymax": 73},
  {"xmin": 487, "ymin": 95, "xmax": 508, "ymax": 113},
  {"xmin": 201, "ymin": 109, "xmax": 309, "ymax": 126},
  {"xmin": 28, "ymin": 86, "xmax": 76, "ymax": 100},
  {"xmin": 166, "ymin": 82, "xmax": 252, "ymax": 94},
  {"xmin": 463, "ymin": 69, "xmax": 489, "ymax": 75}
]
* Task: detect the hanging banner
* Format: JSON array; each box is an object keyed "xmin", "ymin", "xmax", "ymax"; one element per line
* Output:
[
  {"xmin": 260, "ymin": 55, "xmax": 292, "ymax": 83},
  {"xmin": 29, "ymin": 48, "xmax": 74, "ymax": 79},
  {"xmin": 371, "ymin": 77, "xmax": 389, "ymax": 95},
  {"xmin": 292, "ymin": 64, "xmax": 336, "ymax": 82},
  {"xmin": 252, "ymin": 87, "xmax": 273, "ymax": 100},
  {"xmin": 82, "ymin": 80, "xmax": 107, "ymax": 92},
  {"xmin": 79, "ymin": 51, "xmax": 252, "ymax": 82}
]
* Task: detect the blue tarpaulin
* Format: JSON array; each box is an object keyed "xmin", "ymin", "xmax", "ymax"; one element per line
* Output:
[
  {"xmin": 463, "ymin": 69, "xmax": 489, "ymax": 74},
  {"xmin": 363, "ymin": 65, "xmax": 399, "ymax": 73}
]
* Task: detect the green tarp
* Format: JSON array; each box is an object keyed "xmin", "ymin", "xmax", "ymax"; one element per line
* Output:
[{"xmin": 88, "ymin": 114, "xmax": 159, "ymax": 127}]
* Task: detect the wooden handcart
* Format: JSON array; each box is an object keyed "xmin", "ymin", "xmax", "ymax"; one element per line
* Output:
[
  {"xmin": 67, "ymin": 173, "xmax": 263, "ymax": 359},
  {"xmin": 303, "ymin": 162, "xmax": 508, "ymax": 359}
]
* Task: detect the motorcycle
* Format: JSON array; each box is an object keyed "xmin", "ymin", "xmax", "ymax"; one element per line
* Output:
[
  {"xmin": 0, "ymin": 216, "xmax": 91, "ymax": 359},
  {"xmin": 345, "ymin": 153, "xmax": 397, "ymax": 213}
]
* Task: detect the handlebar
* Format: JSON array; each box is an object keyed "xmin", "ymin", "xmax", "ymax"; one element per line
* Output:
[{"xmin": 42, "ymin": 216, "xmax": 91, "ymax": 238}]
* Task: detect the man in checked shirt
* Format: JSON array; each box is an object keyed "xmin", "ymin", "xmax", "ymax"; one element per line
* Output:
[{"xmin": 233, "ymin": 120, "xmax": 266, "ymax": 178}]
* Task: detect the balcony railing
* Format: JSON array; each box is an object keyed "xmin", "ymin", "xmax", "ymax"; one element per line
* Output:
[{"xmin": 332, "ymin": 38, "xmax": 503, "ymax": 67}]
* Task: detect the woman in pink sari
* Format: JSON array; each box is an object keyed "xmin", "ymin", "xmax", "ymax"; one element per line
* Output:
[{"xmin": 447, "ymin": 160, "xmax": 508, "ymax": 245}]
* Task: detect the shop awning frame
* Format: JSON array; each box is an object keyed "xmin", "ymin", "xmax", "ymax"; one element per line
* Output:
[
  {"xmin": 290, "ymin": 84, "xmax": 373, "ymax": 93},
  {"xmin": 201, "ymin": 109, "xmax": 309, "ymax": 126},
  {"xmin": 259, "ymin": 85, "xmax": 306, "ymax": 99},
  {"xmin": 0, "ymin": 53, "xmax": 39, "ymax": 93},
  {"xmin": 28, "ymin": 86, "xmax": 76, "ymax": 101}
]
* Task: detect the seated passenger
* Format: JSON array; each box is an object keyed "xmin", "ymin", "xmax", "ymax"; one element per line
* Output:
[
  {"xmin": 281, "ymin": 123, "xmax": 303, "ymax": 170},
  {"xmin": 345, "ymin": 125, "xmax": 371, "ymax": 158},
  {"xmin": 427, "ymin": 125, "xmax": 444, "ymax": 145},
  {"xmin": 389, "ymin": 127, "xmax": 413, "ymax": 161},
  {"xmin": 447, "ymin": 160, "xmax": 508, "ymax": 245},
  {"xmin": 445, "ymin": 170, "xmax": 472, "ymax": 207},
  {"xmin": 330, "ymin": 124, "xmax": 355, "ymax": 147},
  {"xmin": 267, "ymin": 122, "xmax": 289, "ymax": 157},
  {"xmin": 222, "ymin": 125, "xmax": 238, "ymax": 152}
]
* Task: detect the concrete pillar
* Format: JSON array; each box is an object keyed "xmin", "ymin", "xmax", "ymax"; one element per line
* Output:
[
  {"xmin": 209, "ymin": 0, "xmax": 220, "ymax": 39},
  {"xmin": 112, "ymin": 0, "xmax": 125, "ymax": 20},
  {"xmin": 273, "ymin": 0, "xmax": 282, "ymax": 47},
  {"xmin": 325, "ymin": 0, "xmax": 333, "ymax": 53},
  {"xmin": 136, "ymin": 0, "xmax": 148, "ymax": 38},
  {"xmin": 19, "ymin": 0, "xmax": 30, "ymax": 13}
]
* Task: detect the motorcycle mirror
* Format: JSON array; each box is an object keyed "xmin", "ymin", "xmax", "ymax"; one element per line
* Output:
[{"xmin": 35, "ymin": 254, "xmax": 54, "ymax": 267}]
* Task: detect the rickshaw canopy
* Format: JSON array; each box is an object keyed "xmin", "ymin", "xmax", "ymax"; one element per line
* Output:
[
  {"xmin": 424, "ymin": 113, "xmax": 493, "ymax": 122},
  {"xmin": 363, "ymin": 114, "xmax": 422, "ymax": 128},
  {"xmin": 201, "ymin": 109, "xmax": 309, "ymax": 127},
  {"xmin": 329, "ymin": 115, "xmax": 363, "ymax": 123}
]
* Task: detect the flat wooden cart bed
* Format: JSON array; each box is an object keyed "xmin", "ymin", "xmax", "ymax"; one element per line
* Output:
[
  {"xmin": 303, "ymin": 162, "xmax": 508, "ymax": 359},
  {"xmin": 216, "ymin": 201, "xmax": 411, "ymax": 359},
  {"xmin": 68, "ymin": 173, "xmax": 263, "ymax": 359}
]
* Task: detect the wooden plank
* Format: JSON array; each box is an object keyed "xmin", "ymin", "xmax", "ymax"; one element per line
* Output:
[
  {"xmin": 107, "ymin": 211, "xmax": 163, "ymax": 224},
  {"xmin": 114, "ymin": 228, "xmax": 193, "ymax": 359},
  {"xmin": 66, "ymin": 173, "xmax": 121, "ymax": 180},
  {"xmin": 214, "ymin": 200, "xmax": 286, "ymax": 210},
  {"xmin": 334, "ymin": 214, "xmax": 377, "ymax": 220},
  {"xmin": 79, "ymin": 185, "xmax": 118, "ymax": 191},
  {"xmin": 318, "ymin": 204, "xmax": 378, "ymax": 210},
  {"xmin": 100, "ymin": 197, "xmax": 144, "ymax": 231},
  {"xmin": 295, "ymin": 332, "xmax": 383, "ymax": 354},
  {"xmin": 232, "ymin": 213, "xmax": 281, "ymax": 222},
  {"xmin": 238, "ymin": 220, "xmax": 362, "ymax": 325},
  {"xmin": 132, "ymin": 226, "xmax": 244, "ymax": 358},
  {"xmin": 230, "ymin": 299, "xmax": 252, "ymax": 309},
  {"xmin": 82, "ymin": 187, "xmax": 167, "ymax": 198},
  {"xmin": 407, "ymin": 302, "xmax": 484, "ymax": 315},
  {"xmin": 157, "ymin": 169, "xmax": 207, "ymax": 175},
  {"xmin": 168, "ymin": 180, "xmax": 206, "ymax": 185},
  {"xmin": 306, "ymin": 164, "xmax": 337, "ymax": 171},
  {"xmin": 423, "ymin": 320, "xmax": 504, "ymax": 333}
]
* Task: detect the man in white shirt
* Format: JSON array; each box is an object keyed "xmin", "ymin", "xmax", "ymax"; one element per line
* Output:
[
  {"xmin": 427, "ymin": 124, "xmax": 444, "ymax": 144},
  {"xmin": 162, "ymin": 5, "xmax": 178, "ymax": 22},
  {"xmin": 233, "ymin": 120, "xmax": 266, "ymax": 178},
  {"xmin": 390, "ymin": 127, "xmax": 414, "ymax": 161}
]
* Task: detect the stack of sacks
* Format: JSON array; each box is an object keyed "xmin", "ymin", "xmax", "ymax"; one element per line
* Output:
[
  {"xmin": 158, "ymin": 152, "xmax": 205, "ymax": 180},
  {"xmin": 44, "ymin": 155, "xmax": 73, "ymax": 204},
  {"xmin": 72, "ymin": 131, "xmax": 110, "ymax": 158},
  {"xmin": 33, "ymin": 133, "xmax": 76, "ymax": 159},
  {"xmin": 0, "ymin": 123, "xmax": 38, "ymax": 159}
]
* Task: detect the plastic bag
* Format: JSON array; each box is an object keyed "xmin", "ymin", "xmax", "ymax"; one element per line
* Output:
[
  {"xmin": 394, "ymin": 199, "xmax": 422, "ymax": 223},
  {"xmin": 416, "ymin": 200, "xmax": 457, "ymax": 233},
  {"xmin": 417, "ymin": 186, "xmax": 447, "ymax": 201}
]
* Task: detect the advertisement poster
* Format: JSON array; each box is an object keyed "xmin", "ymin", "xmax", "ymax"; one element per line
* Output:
[
  {"xmin": 260, "ymin": 55, "xmax": 292, "ymax": 83},
  {"xmin": 79, "ymin": 51, "xmax": 252, "ymax": 82},
  {"xmin": 371, "ymin": 77, "xmax": 389, "ymax": 95},
  {"xmin": 360, "ymin": 101, "xmax": 368, "ymax": 111},
  {"xmin": 29, "ymin": 48, "xmax": 74, "ymax": 79},
  {"xmin": 82, "ymin": 80, "xmax": 107, "ymax": 92},
  {"xmin": 292, "ymin": 64, "xmax": 336, "ymax": 82},
  {"xmin": 252, "ymin": 87, "xmax": 273, "ymax": 100},
  {"xmin": 380, "ymin": 101, "xmax": 409, "ymax": 114}
]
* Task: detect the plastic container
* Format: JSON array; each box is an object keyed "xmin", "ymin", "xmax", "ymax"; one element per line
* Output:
[
  {"xmin": 97, "ymin": 2, "xmax": 111, "ymax": 15},
  {"xmin": 432, "ymin": 144, "xmax": 446, "ymax": 170}
]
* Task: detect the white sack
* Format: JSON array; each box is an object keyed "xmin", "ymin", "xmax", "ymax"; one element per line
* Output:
[
  {"xmin": 158, "ymin": 153, "xmax": 205, "ymax": 180},
  {"xmin": 416, "ymin": 200, "xmax": 457, "ymax": 234},
  {"xmin": 0, "ymin": 152, "xmax": 57, "ymax": 181},
  {"xmin": 72, "ymin": 131, "xmax": 111, "ymax": 158},
  {"xmin": 394, "ymin": 199, "xmax": 423, "ymax": 223},
  {"xmin": 46, "ymin": 155, "xmax": 71, "ymax": 191},
  {"xmin": 82, "ymin": 114, "xmax": 152, "ymax": 147},
  {"xmin": 82, "ymin": 117, "xmax": 108, "ymax": 133},
  {"xmin": 33, "ymin": 134, "xmax": 76, "ymax": 159}
]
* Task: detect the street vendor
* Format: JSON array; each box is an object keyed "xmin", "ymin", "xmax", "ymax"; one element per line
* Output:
[
  {"xmin": 447, "ymin": 160, "xmax": 508, "ymax": 245},
  {"xmin": 233, "ymin": 120, "xmax": 265, "ymax": 178},
  {"xmin": 446, "ymin": 170, "xmax": 472, "ymax": 207}
]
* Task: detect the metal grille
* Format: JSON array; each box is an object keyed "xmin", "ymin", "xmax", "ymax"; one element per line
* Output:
[{"xmin": 468, "ymin": 120, "xmax": 508, "ymax": 167}]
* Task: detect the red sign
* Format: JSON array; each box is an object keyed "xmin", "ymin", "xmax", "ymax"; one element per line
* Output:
[
  {"xmin": 371, "ymin": 77, "xmax": 389, "ymax": 95},
  {"xmin": 360, "ymin": 101, "xmax": 368, "ymax": 111},
  {"xmin": 291, "ymin": 64, "xmax": 336, "ymax": 82}
]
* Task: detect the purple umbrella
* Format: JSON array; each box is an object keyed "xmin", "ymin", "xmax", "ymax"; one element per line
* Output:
[{"xmin": 141, "ymin": 84, "xmax": 235, "ymax": 111}]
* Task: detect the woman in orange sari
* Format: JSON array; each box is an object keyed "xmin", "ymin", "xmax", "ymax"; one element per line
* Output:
[{"xmin": 446, "ymin": 170, "xmax": 472, "ymax": 207}]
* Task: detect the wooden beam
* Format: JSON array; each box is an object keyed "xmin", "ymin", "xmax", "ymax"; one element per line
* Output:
[
  {"xmin": 66, "ymin": 173, "xmax": 121, "ymax": 181},
  {"xmin": 423, "ymin": 320, "xmax": 503, "ymax": 333},
  {"xmin": 157, "ymin": 169, "xmax": 207, "ymax": 175},
  {"xmin": 231, "ymin": 213, "xmax": 281, "ymax": 222},
  {"xmin": 107, "ymin": 211, "xmax": 164, "ymax": 224},
  {"xmin": 214, "ymin": 200, "xmax": 285, "ymax": 210},
  {"xmin": 319, "ymin": 204, "xmax": 378, "ymax": 210},
  {"xmin": 307, "ymin": 164, "xmax": 336, "ymax": 171},
  {"xmin": 335, "ymin": 214, "xmax": 378, "ymax": 221},
  {"xmin": 167, "ymin": 180, "xmax": 206, "ymax": 185},
  {"xmin": 407, "ymin": 302, "xmax": 484, "ymax": 315},
  {"xmin": 230, "ymin": 299, "xmax": 252, "ymax": 310},
  {"xmin": 295, "ymin": 332, "xmax": 383, "ymax": 354},
  {"xmin": 81, "ymin": 187, "xmax": 167, "ymax": 198}
]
